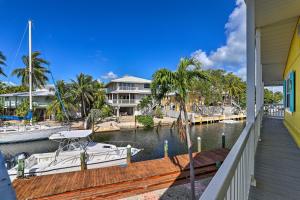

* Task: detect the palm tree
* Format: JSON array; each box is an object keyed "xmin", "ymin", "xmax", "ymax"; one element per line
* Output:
[
  {"xmin": 225, "ymin": 73, "xmax": 242, "ymax": 105},
  {"xmin": 0, "ymin": 51, "xmax": 7, "ymax": 77},
  {"xmin": 47, "ymin": 80, "xmax": 76, "ymax": 121},
  {"xmin": 70, "ymin": 73, "xmax": 95, "ymax": 118},
  {"xmin": 12, "ymin": 51, "xmax": 50, "ymax": 88},
  {"xmin": 151, "ymin": 57, "xmax": 209, "ymax": 200}
]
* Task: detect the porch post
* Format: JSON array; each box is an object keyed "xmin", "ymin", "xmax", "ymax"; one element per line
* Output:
[
  {"xmin": 246, "ymin": 0, "xmax": 256, "ymax": 124},
  {"xmin": 256, "ymin": 29, "xmax": 262, "ymax": 113},
  {"xmin": 246, "ymin": 0, "xmax": 256, "ymax": 186}
]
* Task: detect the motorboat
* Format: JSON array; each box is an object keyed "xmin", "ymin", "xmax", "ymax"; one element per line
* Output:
[{"xmin": 7, "ymin": 130, "xmax": 141, "ymax": 181}]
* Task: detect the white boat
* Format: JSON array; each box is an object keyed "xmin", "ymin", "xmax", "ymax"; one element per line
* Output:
[
  {"xmin": 219, "ymin": 119, "xmax": 240, "ymax": 124},
  {"xmin": 0, "ymin": 21, "xmax": 69, "ymax": 144},
  {"xmin": 7, "ymin": 130, "xmax": 141, "ymax": 181},
  {"xmin": 0, "ymin": 125, "xmax": 69, "ymax": 144}
]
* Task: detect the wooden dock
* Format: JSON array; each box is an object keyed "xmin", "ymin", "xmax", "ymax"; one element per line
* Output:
[
  {"xmin": 13, "ymin": 149, "xmax": 229, "ymax": 200},
  {"xmin": 193, "ymin": 114, "xmax": 246, "ymax": 124}
]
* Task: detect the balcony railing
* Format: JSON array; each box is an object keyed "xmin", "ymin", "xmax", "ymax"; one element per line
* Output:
[
  {"xmin": 118, "ymin": 86, "xmax": 139, "ymax": 91},
  {"xmin": 200, "ymin": 108, "xmax": 262, "ymax": 200},
  {"xmin": 106, "ymin": 86, "xmax": 151, "ymax": 93},
  {"xmin": 107, "ymin": 99, "xmax": 139, "ymax": 104},
  {"xmin": 264, "ymin": 103, "xmax": 284, "ymax": 118}
]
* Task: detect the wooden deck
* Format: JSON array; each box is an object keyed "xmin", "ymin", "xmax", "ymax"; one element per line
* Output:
[
  {"xmin": 249, "ymin": 118, "xmax": 300, "ymax": 199},
  {"xmin": 13, "ymin": 149, "xmax": 229, "ymax": 200},
  {"xmin": 193, "ymin": 114, "xmax": 246, "ymax": 124}
]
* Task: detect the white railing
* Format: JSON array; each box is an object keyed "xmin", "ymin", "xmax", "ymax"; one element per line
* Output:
[
  {"xmin": 200, "ymin": 109, "xmax": 262, "ymax": 200},
  {"xmin": 118, "ymin": 86, "xmax": 139, "ymax": 91},
  {"xmin": 110, "ymin": 99, "xmax": 139, "ymax": 104},
  {"xmin": 264, "ymin": 103, "xmax": 284, "ymax": 118}
]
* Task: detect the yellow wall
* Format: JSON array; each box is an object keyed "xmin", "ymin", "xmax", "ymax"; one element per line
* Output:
[
  {"xmin": 283, "ymin": 17, "xmax": 300, "ymax": 147},
  {"xmin": 161, "ymin": 94, "xmax": 203, "ymax": 112}
]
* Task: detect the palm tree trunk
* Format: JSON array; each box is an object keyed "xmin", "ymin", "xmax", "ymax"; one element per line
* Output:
[{"xmin": 182, "ymin": 102, "xmax": 195, "ymax": 200}]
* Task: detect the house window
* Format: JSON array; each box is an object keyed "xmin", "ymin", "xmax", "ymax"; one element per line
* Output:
[{"xmin": 144, "ymin": 83, "xmax": 150, "ymax": 88}]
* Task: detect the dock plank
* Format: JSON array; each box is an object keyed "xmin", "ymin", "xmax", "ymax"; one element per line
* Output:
[{"xmin": 13, "ymin": 149, "xmax": 228, "ymax": 200}]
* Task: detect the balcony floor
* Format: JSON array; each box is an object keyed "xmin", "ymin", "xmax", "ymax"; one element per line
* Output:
[{"xmin": 249, "ymin": 118, "xmax": 300, "ymax": 199}]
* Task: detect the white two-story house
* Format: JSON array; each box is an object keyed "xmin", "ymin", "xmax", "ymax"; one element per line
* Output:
[{"xmin": 105, "ymin": 76, "xmax": 151, "ymax": 116}]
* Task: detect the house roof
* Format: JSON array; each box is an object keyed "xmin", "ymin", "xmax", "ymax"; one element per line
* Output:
[{"xmin": 109, "ymin": 75, "xmax": 151, "ymax": 84}]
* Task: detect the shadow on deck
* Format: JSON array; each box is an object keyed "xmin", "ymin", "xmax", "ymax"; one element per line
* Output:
[{"xmin": 249, "ymin": 117, "xmax": 300, "ymax": 199}]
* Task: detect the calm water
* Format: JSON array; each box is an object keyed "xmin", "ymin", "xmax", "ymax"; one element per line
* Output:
[{"xmin": 0, "ymin": 122, "xmax": 245, "ymax": 162}]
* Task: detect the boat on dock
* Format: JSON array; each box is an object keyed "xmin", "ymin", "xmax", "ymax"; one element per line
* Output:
[{"xmin": 7, "ymin": 129, "xmax": 141, "ymax": 181}]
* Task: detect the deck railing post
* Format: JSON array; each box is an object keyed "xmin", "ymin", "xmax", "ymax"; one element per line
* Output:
[
  {"xmin": 164, "ymin": 140, "xmax": 168, "ymax": 157},
  {"xmin": 222, "ymin": 133, "xmax": 226, "ymax": 148},
  {"xmin": 17, "ymin": 154, "xmax": 25, "ymax": 178},
  {"xmin": 127, "ymin": 144, "xmax": 131, "ymax": 164},
  {"xmin": 197, "ymin": 137, "xmax": 201, "ymax": 152},
  {"xmin": 80, "ymin": 150, "xmax": 87, "ymax": 170}
]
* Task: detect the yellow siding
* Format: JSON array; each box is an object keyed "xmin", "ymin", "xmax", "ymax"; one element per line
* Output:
[{"xmin": 284, "ymin": 17, "xmax": 300, "ymax": 147}]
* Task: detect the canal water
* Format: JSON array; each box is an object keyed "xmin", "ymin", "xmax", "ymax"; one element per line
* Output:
[{"xmin": 0, "ymin": 121, "xmax": 245, "ymax": 162}]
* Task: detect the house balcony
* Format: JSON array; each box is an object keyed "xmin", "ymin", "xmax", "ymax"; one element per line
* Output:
[
  {"xmin": 106, "ymin": 87, "xmax": 151, "ymax": 94},
  {"xmin": 200, "ymin": 105, "xmax": 300, "ymax": 199}
]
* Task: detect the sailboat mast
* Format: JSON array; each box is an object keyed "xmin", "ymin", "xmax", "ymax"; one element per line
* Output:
[{"xmin": 28, "ymin": 20, "xmax": 32, "ymax": 112}]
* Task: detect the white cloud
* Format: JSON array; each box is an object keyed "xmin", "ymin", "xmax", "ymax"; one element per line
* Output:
[
  {"xmin": 101, "ymin": 71, "xmax": 118, "ymax": 80},
  {"xmin": 192, "ymin": 0, "xmax": 246, "ymax": 80}
]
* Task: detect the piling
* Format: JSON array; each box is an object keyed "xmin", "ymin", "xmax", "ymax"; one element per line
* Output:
[
  {"xmin": 80, "ymin": 151, "xmax": 87, "ymax": 170},
  {"xmin": 127, "ymin": 145, "xmax": 131, "ymax": 164},
  {"xmin": 197, "ymin": 137, "xmax": 202, "ymax": 152},
  {"xmin": 164, "ymin": 140, "xmax": 168, "ymax": 157},
  {"xmin": 170, "ymin": 121, "xmax": 176, "ymax": 129},
  {"xmin": 17, "ymin": 154, "xmax": 25, "ymax": 178},
  {"xmin": 222, "ymin": 133, "xmax": 226, "ymax": 148}
]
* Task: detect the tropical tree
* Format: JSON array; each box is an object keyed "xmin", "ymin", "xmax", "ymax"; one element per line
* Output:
[
  {"xmin": 225, "ymin": 73, "xmax": 243, "ymax": 104},
  {"xmin": 151, "ymin": 57, "xmax": 209, "ymax": 200},
  {"xmin": 47, "ymin": 80, "xmax": 76, "ymax": 121},
  {"xmin": 12, "ymin": 51, "xmax": 50, "ymax": 88},
  {"xmin": 91, "ymin": 81, "xmax": 106, "ymax": 109},
  {"xmin": 70, "ymin": 73, "xmax": 95, "ymax": 118},
  {"xmin": 0, "ymin": 51, "xmax": 6, "ymax": 77}
]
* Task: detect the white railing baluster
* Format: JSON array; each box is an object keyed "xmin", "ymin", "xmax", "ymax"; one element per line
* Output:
[{"xmin": 200, "ymin": 108, "xmax": 263, "ymax": 199}]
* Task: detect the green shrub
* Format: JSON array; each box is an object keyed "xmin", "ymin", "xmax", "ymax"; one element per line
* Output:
[
  {"xmin": 136, "ymin": 115, "xmax": 154, "ymax": 128},
  {"xmin": 154, "ymin": 107, "xmax": 163, "ymax": 119}
]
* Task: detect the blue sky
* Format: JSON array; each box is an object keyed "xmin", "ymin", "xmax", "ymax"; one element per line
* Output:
[{"xmin": 0, "ymin": 0, "xmax": 240, "ymax": 84}]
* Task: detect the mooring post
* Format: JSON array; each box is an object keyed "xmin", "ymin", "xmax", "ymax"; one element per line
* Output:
[
  {"xmin": 164, "ymin": 140, "xmax": 168, "ymax": 157},
  {"xmin": 17, "ymin": 154, "xmax": 25, "ymax": 178},
  {"xmin": 197, "ymin": 137, "xmax": 201, "ymax": 152},
  {"xmin": 222, "ymin": 133, "xmax": 226, "ymax": 148},
  {"xmin": 127, "ymin": 144, "xmax": 131, "ymax": 164},
  {"xmin": 80, "ymin": 150, "xmax": 87, "ymax": 170}
]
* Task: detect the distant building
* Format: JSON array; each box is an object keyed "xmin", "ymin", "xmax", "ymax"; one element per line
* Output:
[
  {"xmin": 0, "ymin": 85, "xmax": 55, "ymax": 120},
  {"xmin": 105, "ymin": 76, "xmax": 151, "ymax": 116}
]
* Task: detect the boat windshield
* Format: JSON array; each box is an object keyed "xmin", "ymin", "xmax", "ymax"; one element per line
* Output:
[
  {"xmin": 57, "ymin": 138, "xmax": 88, "ymax": 153},
  {"xmin": 61, "ymin": 142, "xmax": 83, "ymax": 151}
]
